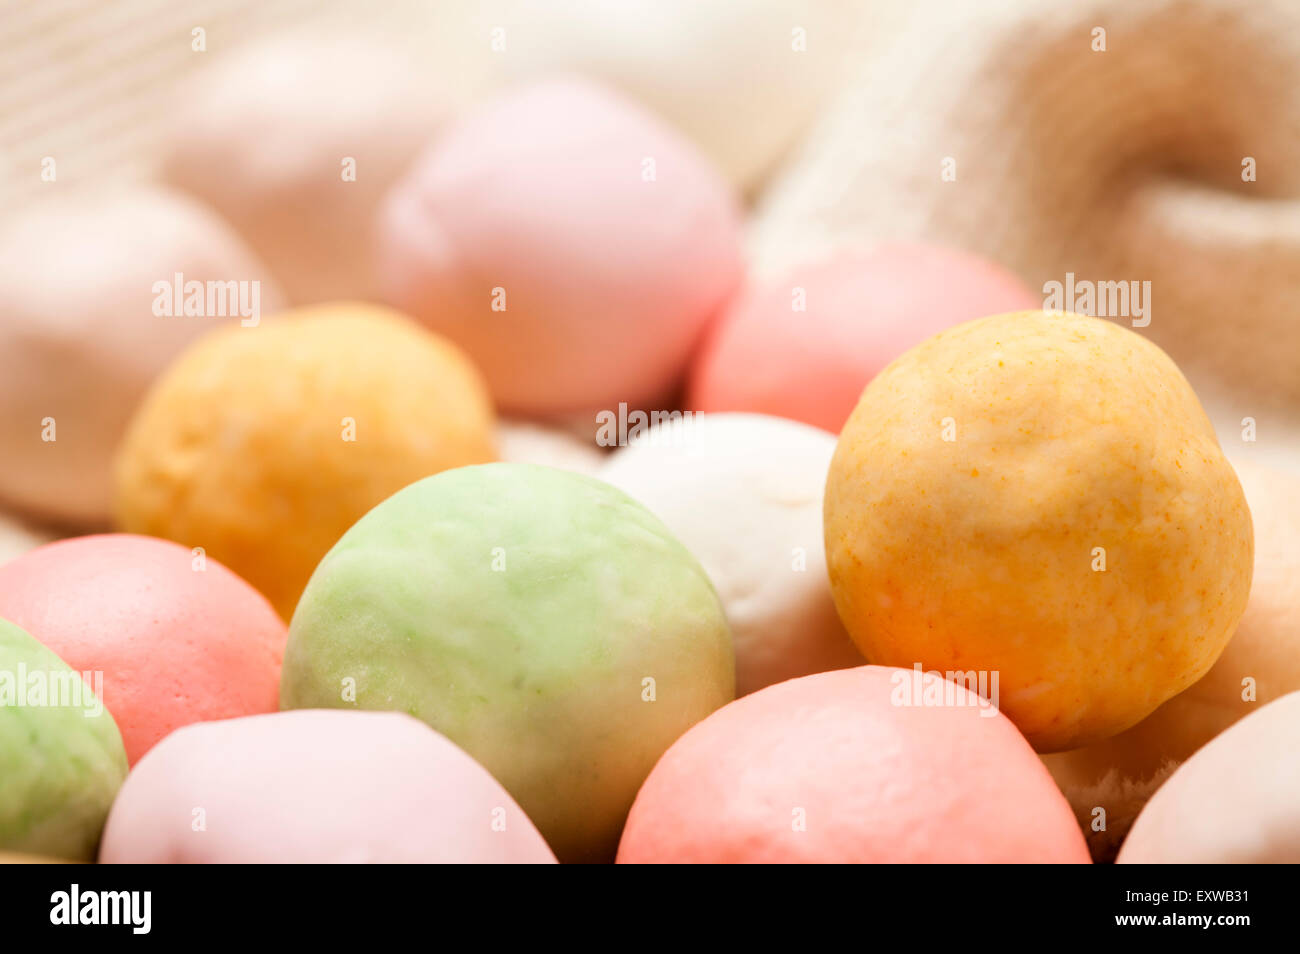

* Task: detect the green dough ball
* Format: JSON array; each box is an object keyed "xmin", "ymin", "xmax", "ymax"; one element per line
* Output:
[
  {"xmin": 281, "ymin": 463, "xmax": 735, "ymax": 862},
  {"xmin": 0, "ymin": 619, "xmax": 127, "ymax": 861}
]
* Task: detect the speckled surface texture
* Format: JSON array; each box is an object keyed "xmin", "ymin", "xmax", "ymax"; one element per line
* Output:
[{"xmin": 825, "ymin": 311, "xmax": 1253, "ymax": 751}]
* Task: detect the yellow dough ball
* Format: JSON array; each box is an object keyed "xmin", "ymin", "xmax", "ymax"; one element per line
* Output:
[
  {"xmin": 824, "ymin": 311, "xmax": 1252, "ymax": 752},
  {"xmin": 1044, "ymin": 458, "xmax": 1300, "ymax": 858},
  {"xmin": 113, "ymin": 304, "xmax": 496, "ymax": 617}
]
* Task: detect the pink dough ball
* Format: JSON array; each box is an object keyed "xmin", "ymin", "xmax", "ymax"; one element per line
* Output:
[
  {"xmin": 377, "ymin": 77, "xmax": 744, "ymax": 415},
  {"xmin": 0, "ymin": 534, "xmax": 286, "ymax": 764},
  {"xmin": 617, "ymin": 666, "xmax": 1090, "ymax": 863},
  {"xmin": 688, "ymin": 244, "xmax": 1038, "ymax": 432},
  {"xmin": 100, "ymin": 710, "xmax": 557, "ymax": 864}
]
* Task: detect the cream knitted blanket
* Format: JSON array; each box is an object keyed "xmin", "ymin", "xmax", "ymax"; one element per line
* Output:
[{"xmin": 752, "ymin": 0, "xmax": 1300, "ymax": 473}]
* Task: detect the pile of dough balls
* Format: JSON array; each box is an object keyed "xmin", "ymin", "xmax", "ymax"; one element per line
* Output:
[{"xmin": 1, "ymin": 0, "xmax": 1292, "ymax": 865}]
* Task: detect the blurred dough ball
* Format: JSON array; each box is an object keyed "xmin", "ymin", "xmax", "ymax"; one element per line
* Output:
[
  {"xmin": 688, "ymin": 244, "xmax": 1038, "ymax": 433},
  {"xmin": 113, "ymin": 303, "xmax": 497, "ymax": 619},
  {"xmin": 0, "ymin": 513, "xmax": 56, "ymax": 567},
  {"xmin": 1119, "ymin": 691, "xmax": 1300, "ymax": 862},
  {"xmin": 495, "ymin": 0, "xmax": 875, "ymax": 192},
  {"xmin": 1045, "ymin": 458, "xmax": 1299, "ymax": 857},
  {"xmin": 159, "ymin": 30, "xmax": 449, "ymax": 304},
  {"xmin": 496, "ymin": 419, "xmax": 605, "ymax": 475},
  {"xmin": 377, "ymin": 77, "xmax": 743, "ymax": 416},
  {"xmin": 0, "ymin": 188, "xmax": 283, "ymax": 527},
  {"xmin": 600, "ymin": 413, "xmax": 862, "ymax": 696}
]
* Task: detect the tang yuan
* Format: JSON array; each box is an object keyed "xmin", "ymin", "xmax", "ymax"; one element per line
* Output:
[
  {"xmin": 113, "ymin": 303, "xmax": 496, "ymax": 618},
  {"xmin": 600, "ymin": 413, "xmax": 862, "ymax": 696},
  {"xmin": 688, "ymin": 245, "xmax": 1037, "ymax": 432},
  {"xmin": 0, "ymin": 187, "xmax": 282, "ymax": 525},
  {"xmin": 0, "ymin": 619, "xmax": 126, "ymax": 861},
  {"xmin": 1119, "ymin": 692, "xmax": 1300, "ymax": 863},
  {"xmin": 282, "ymin": 463, "xmax": 734, "ymax": 863},
  {"xmin": 824, "ymin": 312, "xmax": 1252, "ymax": 751},
  {"xmin": 617, "ymin": 666, "xmax": 1089, "ymax": 863},
  {"xmin": 0, "ymin": 535, "xmax": 286, "ymax": 764},
  {"xmin": 100, "ymin": 711, "xmax": 556, "ymax": 864},
  {"xmin": 377, "ymin": 78, "xmax": 743, "ymax": 416}
]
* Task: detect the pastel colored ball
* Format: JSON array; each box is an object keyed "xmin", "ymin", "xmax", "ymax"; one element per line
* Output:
[
  {"xmin": 600, "ymin": 413, "xmax": 862, "ymax": 696},
  {"xmin": 160, "ymin": 32, "xmax": 449, "ymax": 304},
  {"xmin": 1044, "ymin": 458, "xmax": 1300, "ymax": 857},
  {"xmin": 496, "ymin": 418, "xmax": 606, "ymax": 476},
  {"xmin": 281, "ymin": 463, "xmax": 734, "ymax": 862},
  {"xmin": 100, "ymin": 710, "xmax": 556, "ymax": 864},
  {"xmin": 377, "ymin": 77, "xmax": 743, "ymax": 415},
  {"xmin": 0, "ymin": 535, "xmax": 286, "ymax": 765},
  {"xmin": 824, "ymin": 312, "xmax": 1253, "ymax": 752},
  {"xmin": 688, "ymin": 244, "xmax": 1039, "ymax": 432},
  {"xmin": 617, "ymin": 665, "xmax": 1089, "ymax": 863},
  {"xmin": 113, "ymin": 303, "xmax": 497, "ymax": 618},
  {"xmin": 0, "ymin": 619, "xmax": 127, "ymax": 861},
  {"xmin": 0, "ymin": 187, "xmax": 283, "ymax": 526},
  {"xmin": 1118, "ymin": 691, "xmax": 1300, "ymax": 863}
]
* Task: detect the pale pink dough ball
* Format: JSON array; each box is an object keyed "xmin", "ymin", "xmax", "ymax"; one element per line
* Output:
[
  {"xmin": 0, "ymin": 188, "xmax": 283, "ymax": 526},
  {"xmin": 100, "ymin": 710, "xmax": 556, "ymax": 864},
  {"xmin": 98, "ymin": 712, "xmax": 551, "ymax": 868},
  {"xmin": 618, "ymin": 666, "xmax": 1090, "ymax": 863},
  {"xmin": 377, "ymin": 77, "xmax": 744, "ymax": 416},
  {"xmin": 0, "ymin": 534, "xmax": 286, "ymax": 764},
  {"xmin": 688, "ymin": 244, "xmax": 1039, "ymax": 432}
]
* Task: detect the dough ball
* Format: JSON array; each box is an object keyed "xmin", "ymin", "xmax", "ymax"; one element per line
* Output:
[
  {"xmin": 0, "ymin": 187, "xmax": 283, "ymax": 525},
  {"xmin": 824, "ymin": 311, "xmax": 1252, "ymax": 751},
  {"xmin": 113, "ymin": 303, "xmax": 496, "ymax": 618}
]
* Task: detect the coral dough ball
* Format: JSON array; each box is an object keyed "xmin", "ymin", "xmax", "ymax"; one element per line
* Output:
[
  {"xmin": 617, "ymin": 666, "xmax": 1089, "ymax": 863},
  {"xmin": 0, "ymin": 535, "xmax": 286, "ymax": 765},
  {"xmin": 112, "ymin": 303, "xmax": 497, "ymax": 618},
  {"xmin": 0, "ymin": 187, "xmax": 282, "ymax": 526},
  {"xmin": 280, "ymin": 463, "xmax": 734, "ymax": 863},
  {"xmin": 100, "ymin": 711, "xmax": 556, "ymax": 864},
  {"xmin": 599, "ymin": 413, "xmax": 862, "ymax": 696},
  {"xmin": 0, "ymin": 619, "xmax": 127, "ymax": 861},
  {"xmin": 823, "ymin": 311, "xmax": 1253, "ymax": 752},
  {"xmin": 688, "ymin": 244, "xmax": 1038, "ymax": 432},
  {"xmin": 377, "ymin": 77, "xmax": 743, "ymax": 415}
]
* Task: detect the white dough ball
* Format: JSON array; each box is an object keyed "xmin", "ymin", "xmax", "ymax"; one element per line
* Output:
[
  {"xmin": 495, "ymin": 419, "xmax": 606, "ymax": 476},
  {"xmin": 599, "ymin": 412, "xmax": 862, "ymax": 696},
  {"xmin": 1119, "ymin": 691, "xmax": 1300, "ymax": 863}
]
